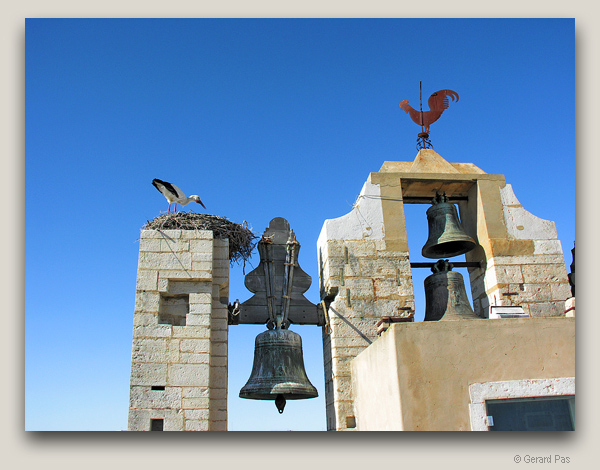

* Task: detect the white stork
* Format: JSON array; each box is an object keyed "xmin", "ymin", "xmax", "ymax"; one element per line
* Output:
[{"xmin": 152, "ymin": 178, "xmax": 206, "ymax": 213}]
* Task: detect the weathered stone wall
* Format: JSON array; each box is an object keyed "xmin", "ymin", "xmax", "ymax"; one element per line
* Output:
[
  {"xmin": 318, "ymin": 180, "xmax": 415, "ymax": 431},
  {"xmin": 128, "ymin": 229, "xmax": 229, "ymax": 431},
  {"xmin": 464, "ymin": 182, "xmax": 571, "ymax": 318}
]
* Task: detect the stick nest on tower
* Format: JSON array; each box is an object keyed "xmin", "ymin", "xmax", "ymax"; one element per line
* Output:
[{"xmin": 143, "ymin": 212, "xmax": 257, "ymax": 265}]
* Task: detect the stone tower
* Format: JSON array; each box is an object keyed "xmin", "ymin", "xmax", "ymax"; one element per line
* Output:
[
  {"xmin": 318, "ymin": 149, "xmax": 571, "ymax": 431},
  {"xmin": 128, "ymin": 228, "xmax": 230, "ymax": 431}
]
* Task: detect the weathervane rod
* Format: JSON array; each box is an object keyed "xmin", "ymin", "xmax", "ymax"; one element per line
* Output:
[{"xmin": 419, "ymin": 81, "xmax": 424, "ymax": 132}]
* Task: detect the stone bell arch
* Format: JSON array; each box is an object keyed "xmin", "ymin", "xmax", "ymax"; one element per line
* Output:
[{"xmin": 317, "ymin": 148, "xmax": 572, "ymax": 431}]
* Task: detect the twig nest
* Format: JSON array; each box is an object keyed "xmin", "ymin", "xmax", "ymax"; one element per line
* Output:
[{"xmin": 143, "ymin": 212, "xmax": 256, "ymax": 265}]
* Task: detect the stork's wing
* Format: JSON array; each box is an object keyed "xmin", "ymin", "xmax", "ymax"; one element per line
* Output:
[
  {"xmin": 152, "ymin": 178, "xmax": 183, "ymax": 198},
  {"xmin": 169, "ymin": 183, "xmax": 185, "ymax": 199}
]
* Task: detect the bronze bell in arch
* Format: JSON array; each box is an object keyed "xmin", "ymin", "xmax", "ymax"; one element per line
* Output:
[
  {"xmin": 422, "ymin": 193, "xmax": 477, "ymax": 259},
  {"xmin": 424, "ymin": 260, "xmax": 480, "ymax": 321},
  {"xmin": 239, "ymin": 325, "xmax": 318, "ymax": 413}
]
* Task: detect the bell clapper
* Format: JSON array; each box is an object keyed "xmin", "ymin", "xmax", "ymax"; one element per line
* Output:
[{"xmin": 275, "ymin": 394, "xmax": 286, "ymax": 414}]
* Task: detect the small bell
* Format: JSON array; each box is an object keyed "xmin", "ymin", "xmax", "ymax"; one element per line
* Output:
[
  {"xmin": 424, "ymin": 260, "xmax": 480, "ymax": 321},
  {"xmin": 240, "ymin": 326, "xmax": 318, "ymax": 413},
  {"xmin": 422, "ymin": 193, "xmax": 477, "ymax": 259}
]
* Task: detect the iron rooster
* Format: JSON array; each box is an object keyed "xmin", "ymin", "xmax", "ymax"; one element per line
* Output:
[{"xmin": 399, "ymin": 89, "xmax": 459, "ymax": 133}]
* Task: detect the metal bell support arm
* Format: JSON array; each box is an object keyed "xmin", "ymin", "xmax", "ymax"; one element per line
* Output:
[
  {"xmin": 258, "ymin": 236, "xmax": 277, "ymax": 325},
  {"xmin": 281, "ymin": 234, "xmax": 299, "ymax": 328}
]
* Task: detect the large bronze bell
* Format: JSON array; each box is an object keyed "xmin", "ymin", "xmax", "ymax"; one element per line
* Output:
[
  {"xmin": 424, "ymin": 260, "xmax": 480, "ymax": 321},
  {"xmin": 422, "ymin": 193, "xmax": 477, "ymax": 259},
  {"xmin": 239, "ymin": 326, "xmax": 318, "ymax": 413}
]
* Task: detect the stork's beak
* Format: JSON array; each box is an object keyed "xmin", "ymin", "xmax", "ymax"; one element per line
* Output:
[{"xmin": 197, "ymin": 200, "xmax": 206, "ymax": 209}]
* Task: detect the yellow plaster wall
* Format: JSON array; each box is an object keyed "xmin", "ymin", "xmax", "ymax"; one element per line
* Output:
[{"xmin": 352, "ymin": 317, "xmax": 575, "ymax": 431}]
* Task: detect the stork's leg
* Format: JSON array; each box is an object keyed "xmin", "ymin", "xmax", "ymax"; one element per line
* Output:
[{"xmin": 174, "ymin": 204, "xmax": 177, "ymax": 213}]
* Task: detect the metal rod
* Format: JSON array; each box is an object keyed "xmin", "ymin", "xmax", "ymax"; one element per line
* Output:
[
  {"xmin": 402, "ymin": 196, "xmax": 468, "ymax": 204},
  {"xmin": 259, "ymin": 239, "xmax": 276, "ymax": 323},
  {"xmin": 411, "ymin": 262, "xmax": 482, "ymax": 269},
  {"xmin": 282, "ymin": 235, "xmax": 298, "ymax": 326}
]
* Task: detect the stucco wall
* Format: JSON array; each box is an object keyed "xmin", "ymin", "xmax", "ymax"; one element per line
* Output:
[{"xmin": 352, "ymin": 317, "xmax": 575, "ymax": 431}]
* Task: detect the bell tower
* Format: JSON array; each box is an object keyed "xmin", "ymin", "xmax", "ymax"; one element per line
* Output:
[{"xmin": 317, "ymin": 148, "xmax": 571, "ymax": 431}]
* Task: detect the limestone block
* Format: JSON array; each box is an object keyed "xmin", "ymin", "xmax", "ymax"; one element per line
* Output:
[
  {"xmin": 373, "ymin": 278, "xmax": 403, "ymax": 299},
  {"xmin": 136, "ymin": 270, "xmax": 159, "ymax": 291},
  {"xmin": 528, "ymin": 301, "xmax": 565, "ymax": 317},
  {"xmin": 133, "ymin": 313, "xmax": 159, "ymax": 327},
  {"xmin": 133, "ymin": 323, "xmax": 172, "ymax": 338},
  {"xmin": 346, "ymin": 240, "xmax": 378, "ymax": 258},
  {"xmin": 209, "ymin": 372, "xmax": 228, "ymax": 390},
  {"xmin": 192, "ymin": 252, "xmax": 214, "ymax": 262},
  {"xmin": 522, "ymin": 264, "xmax": 568, "ymax": 284},
  {"xmin": 130, "ymin": 362, "xmax": 168, "ymax": 386},
  {"xmin": 184, "ymin": 409, "xmax": 210, "ymax": 421},
  {"xmin": 185, "ymin": 314, "xmax": 212, "ymax": 326},
  {"xmin": 166, "ymin": 339, "xmax": 180, "ymax": 363},
  {"xmin": 157, "ymin": 270, "xmax": 212, "ymax": 280},
  {"xmin": 489, "ymin": 254, "xmax": 566, "ymax": 266},
  {"xmin": 180, "ymin": 352, "xmax": 211, "ymax": 364},
  {"xmin": 188, "ymin": 303, "xmax": 212, "ymax": 315},
  {"xmin": 168, "ymin": 283, "xmax": 211, "ymax": 296},
  {"xmin": 140, "ymin": 230, "xmax": 174, "ymax": 239},
  {"xmin": 179, "ymin": 230, "xmax": 213, "ymax": 240},
  {"xmin": 343, "ymin": 278, "xmax": 375, "ymax": 299},
  {"xmin": 129, "ymin": 386, "xmax": 182, "ymax": 409},
  {"xmin": 210, "ymin": 356, "xmax": 227, "ymax": 368},
  {"xmin": 327, "ymin": 312, "xmax": 379, "ymax": 337},
  {"xmin": 131, "ymin": 338, "xmax": 168, "ymax": 363},
  {"xmin": 139, "ymin": 252, "xmax": 192, "ymax": 270},
  {"xmin": 182, "ymin": 387, "xmax": 210, "ymax": 398},
  {"xmin": 331, "ymin": 346, "xmax": 369, "ymax": 362},
  {"xmin": 512, "ymin": 284, "xmax": 552, "ymax": 303},
  {"xmin": 128, "ymin": 409, "xmax": 151, "ymax": 431},
  {"xmin": 192, "ymin": 260, "xmax": 214, "ymax": 272},
  {"xmin": 329, "ymin": 335, "xmax": 372, "ymax": 348},
  {"xmin": 134, "ymin": 292, "xmax": 161, "ymax": 313},
  {"xmin": 184, "ymin": 420, "xmax": 209, "ymax": 431},
  {"xmin": 210, "ymin": 420, "xmax": 227, "ymax": 432},
  {"xmin": 552, "ymin": 283, "xmax": 572, "ymax": 301},
  {"xmin": 163, "ymin": 409, "xmax": 185, "ymax": 431},
  {"xmin": 211, "ymin": 342, "xmax": 228, "ymax": 357},
  {"xmin": 209, "ymin": 388, "xmax": 227, "ymax": 400},
  {"xmin": 180, "ymin": 339, "xmax": 211, "ymax": 354},
  {"xmin": 139, "ymin": 238, "xmax": 162, "ymax": 252},
  {"xmin": 210, "ymin": 318, "xmax": 229, "ymax": 332},
  {"xmin": 172, "ymin": 326, "xmax": 211, "ymax": 339},
  {"xmin": 160, "ymin": 238, "xmax": 190, "ymax": 252},
  {"xmin": 210, "ymin": 329, "xmax": 228, "ymax": 343},
  {"xmin": 334, "ymin": 400, "xmax": 357, "ymax": 430},
  {"xmin": 182, "ymin": 397, "xmax": 210, "ymax": 409},
  {"xmin": 167, "ymin": 363, "xmax": 210, "ymax": 387},
  {"xmin": 190, "ymin": 239, "xmax": 214, "ymax": 253},
  {"xmin": 210, "ymin": 398, "xmax": 228, "ymax": 413},
  {"xmin": 534, "ymin": 239, "xmax": 564, "ymax": 255},
  {"xmin": 491, "ymin": 264, "xmax": 524, "ymax": 285}
]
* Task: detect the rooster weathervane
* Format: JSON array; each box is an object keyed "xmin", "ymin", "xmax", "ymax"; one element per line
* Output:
[{"xmin": 399, "ymin": 82, "xmax": 459, "ymax": 150}]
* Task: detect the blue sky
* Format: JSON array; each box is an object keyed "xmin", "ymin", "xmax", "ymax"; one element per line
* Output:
[{"xmin": 25, "ymin": 18, "xmax": 574, "ymax": 431}]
